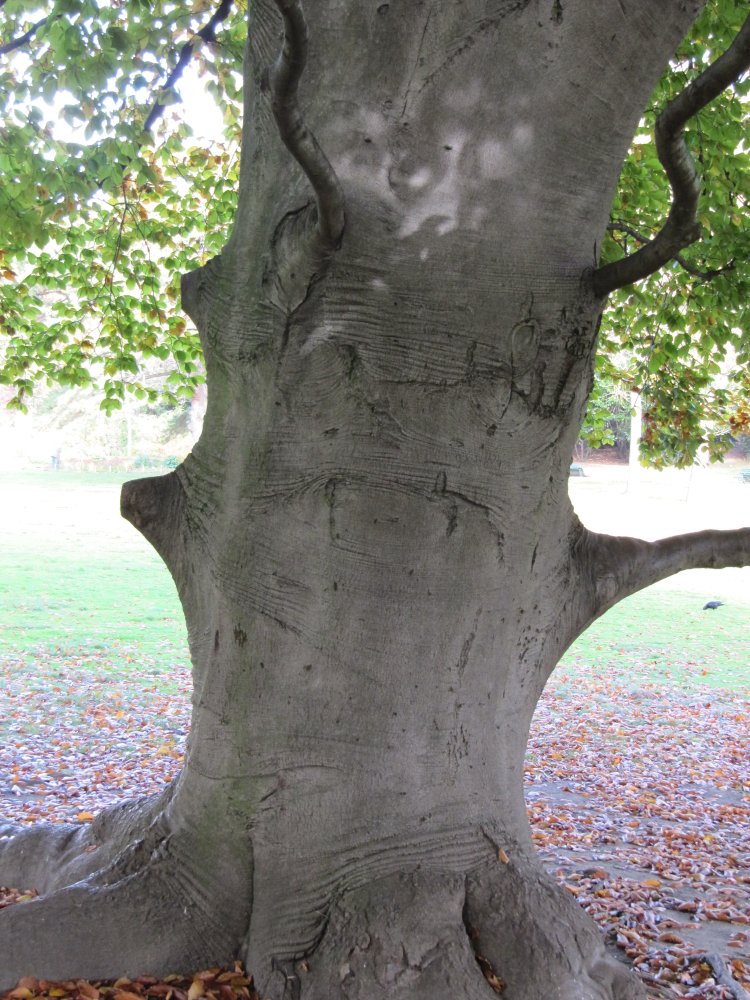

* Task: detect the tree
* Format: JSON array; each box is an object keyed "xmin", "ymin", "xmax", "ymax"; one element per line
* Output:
[{"xmin": 1, "ymin": 1, "xmax": 750, "ymax": 996}]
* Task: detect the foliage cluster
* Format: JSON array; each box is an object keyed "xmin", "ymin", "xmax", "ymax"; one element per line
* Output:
[
  {"xmin": 596, "ymin": 1, "xmax": 750, "ymax": 466},
  {"xmin": 0, "ymin": 1, "xmax": 749, "ymax": 462},
  {"xmin": 0, "ymin": 0, "xmax": 245, "ymax": 413}
]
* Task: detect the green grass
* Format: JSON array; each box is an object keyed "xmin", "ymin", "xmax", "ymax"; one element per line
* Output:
[
  {"xmin": 0, "ymin": 472, "xmax": 189, "ymax": 696},
  {"xmin": 0, "ymin": 471, "xmax": 747, "ymax": 701},
  {"xmin": 561, "ymin": 589, "xmax": 749, "ymax": 690}
]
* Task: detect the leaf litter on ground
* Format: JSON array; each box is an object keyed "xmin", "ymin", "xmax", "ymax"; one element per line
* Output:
[
  {"xmin": 1, "ymin": 649, "xmax": 748, "ymax": 998},
  {"xmin": 527, "ymin": 664, "xmax": 750, "ymax": 998}
]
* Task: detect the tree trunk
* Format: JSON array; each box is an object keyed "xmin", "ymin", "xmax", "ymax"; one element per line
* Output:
[{"xmin": 9, "ymin": 2, "xmax": 750, "ymax": 996}]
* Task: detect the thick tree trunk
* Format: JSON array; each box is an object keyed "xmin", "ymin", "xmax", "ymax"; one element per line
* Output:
[{"xmin": 5, "ymin": 1, "xmax": 743, "ymax": 996}]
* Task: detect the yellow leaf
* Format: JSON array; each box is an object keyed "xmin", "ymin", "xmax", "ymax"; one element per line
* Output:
[
  {"xmin": 187, "ymin": 980, "xmax": 205, "ymax": 1000},
  {"xmin": 77, "ymin": 982, "xmax": 100, "ymax": 999},
  {"xmin": 76, "ymin": 811, "xmax": 95, "ymax": 822},
  {"xmin": 498, "ymin": 848, "xmax": 510, "ymax": 864}
]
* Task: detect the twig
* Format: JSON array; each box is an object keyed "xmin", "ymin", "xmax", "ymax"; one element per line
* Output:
[
  {"xmin": 593, "ymin": 13, "xmax": 750, "ymax": 296},
  {"xmin": 607, "ymin": 221, "xmax": 736, "ymax": 282},
  {"xmin": 143, "ymin": 0, "xmax": 235, "ymax": 134},
  {"xmin": 698, "ymin": 953, "xmax": 750, "ymax": 1000},
  {"xmin": 267, "ymin": 0, "xmax": 345, "ymax": 249},
  {"xmin": 0, "ymin": 14, "xmax": 51, "ymax": 57}
]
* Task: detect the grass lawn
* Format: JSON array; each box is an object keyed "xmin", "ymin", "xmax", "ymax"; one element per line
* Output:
[
  {"xmin": 0, "ymin": 471, "xmax": 188, "ymax": 691},
  {"xmin": 560, "ymin": 590, "xmax": 749, "ymax": 691}
]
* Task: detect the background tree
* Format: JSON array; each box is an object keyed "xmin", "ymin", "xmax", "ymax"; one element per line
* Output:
[{"xmin": 1, "ymin": 1, "xmax": 750, "ymax": 998}]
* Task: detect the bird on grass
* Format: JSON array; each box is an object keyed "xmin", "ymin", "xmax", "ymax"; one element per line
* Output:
[{"xmin": 703, "ymin": 600, "xmax": 724, "ymax": 610}]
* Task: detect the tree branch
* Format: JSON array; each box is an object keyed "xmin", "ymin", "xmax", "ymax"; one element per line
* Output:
[
  {"xmin": 607, "ymin": 221, "xmax": 736, "ymax": 282},
  {"xmin": 587, "ymin": 525, "xmax": 750, "ymax": 619},
  {"xmin": 593, "ymin": 13, "xmax": 750, "ymax": 297},
  {"xmin": 0, "ymin": 14, "xmax": 51, "ymax": 57},
  {"xmin": 142, "ymin": 0, "xmax": 235, "ymax": 134},
  {"xmin": 266, "ymin": 0, "xmax": 345, "ymax": 249}
]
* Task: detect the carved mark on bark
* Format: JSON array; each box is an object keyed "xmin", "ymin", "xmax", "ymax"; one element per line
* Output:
[
  {"xmin": 456, "ymin": 608, "xmax": 481, "ymax": 679},
  {"xmin": 510, "ymin": 318, "xmax": 541, "ymax": 396},
  {"xmin": 446, "ymin": 501, "xmax": 459, "ymax": 536},
  {"xmin": 416, "ymin": 1, "xmax": 533, "ymax": 100},
  {"xmin": 508, "ymin": 297, "xmax": 601, "ymax": 417},
  {"xmin": 530, "ymin": 542, "xmax": 539, "ymax": 572},
  {"xmin": 465, "ymin": 340, "xmax": 477, "ymax": 382},
  {"xmin": 401, "ymin": 5, "xmax": 435, "ymax": 117},
  {"xmin": 434, "ymin": 476, "xmax": 505, "ymax": 560},
  {"xmin": 324, "ymin": 477, "xmax": 337, "ymax": 541}
]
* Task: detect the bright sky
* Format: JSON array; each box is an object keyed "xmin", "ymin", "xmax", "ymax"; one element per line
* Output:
[{"xmin": 176, "ymin": 64, "xmax": 226, "ymax": 143}]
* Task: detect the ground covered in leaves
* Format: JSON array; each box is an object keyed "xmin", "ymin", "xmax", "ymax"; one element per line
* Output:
[
  {"xmin": 0, "ymin": 966, "xmax": 258, "ymax": 1000},
  {"xmin": 1, "ymin": 650, "xmax": 748, "ymax": 999},
  {"xmin": 528, "ymin": 665, "xmax": 750, "ymax": 998}
]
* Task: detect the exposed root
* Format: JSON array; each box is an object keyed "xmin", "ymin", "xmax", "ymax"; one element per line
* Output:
[
  {"xmin": 464, "ymin": 851, "xmax": 645, "ymax": 1000},
  {"xmin": 1, "ymin": 810, "xmax": 644, "ymax": 997},
  {"xmin": 0, "ymin": 790, "xmax": 252, "ymax": 990},
  {"xmin": 248, "ymin": 854, "xmax": 646, "ymax": 999},
  {"xmin": 696, "ymin": 953, "xmax": 750, "ymax": 1000},
  {"xmin": 0, "ymin": 789, "xmax": 171, "ymax": 894},
  {"xmin": 253, "ymin": 870, "xmax": 496, "ymax": 1000}
]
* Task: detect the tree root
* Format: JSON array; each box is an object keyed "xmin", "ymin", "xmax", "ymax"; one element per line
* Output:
[
  {"xmin": 254, "ymin": 870, "xmax": 497, "ymax": 1000},
  {"xmin": 1, "ymin": 812, "xmax": 645, "ymax": 998},
  {"xmin": 0, "ymin": 789, "xmax": 171, "ymax": 894},
  {"xmin": 249, "ymin": 853, "xmax": 645, "ymax": 1000},
  {"xmin": 464, "ymin": 851, "xmax": 645, "ymax": 1000},
  {"xmin": 0, "ymin": 789, "xmax": 252, "ymax": 990},
  {"xmin": 697, "ymin": 953, "xmax": 750, "ymax": 1000}
]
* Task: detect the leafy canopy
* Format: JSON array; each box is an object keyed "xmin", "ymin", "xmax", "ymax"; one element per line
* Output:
[
  {"xmin": 0, "ymin": 0, "xmax": 749, "ymax": 460},
  {"xmin": 598, "ymin": 0, "xmax": 750, "ymax": 465},
  {"xmin": 0, "ymin": 0, "xmax": 244, "ymax": 413}
]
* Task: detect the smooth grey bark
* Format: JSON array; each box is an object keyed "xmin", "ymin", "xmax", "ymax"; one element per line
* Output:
[{"xmin": 4, "ymin": 1, "xmax": 749, "ymax": 996}]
